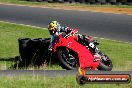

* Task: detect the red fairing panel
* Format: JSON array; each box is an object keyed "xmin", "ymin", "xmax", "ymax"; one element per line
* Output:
[{"xmin": 53, "ymin": 36, "xmax": 99, "ymax": 70}]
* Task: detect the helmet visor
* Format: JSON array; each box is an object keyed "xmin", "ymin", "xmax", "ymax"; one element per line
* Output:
[{"xmin": 48, "ymin": 25, "xmax": 54, "ymax": 30}]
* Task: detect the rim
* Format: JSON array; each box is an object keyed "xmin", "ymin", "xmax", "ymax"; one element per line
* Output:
[{"xmin": 61, "ymin": 49, "xmax": 77, "ymax": 68}]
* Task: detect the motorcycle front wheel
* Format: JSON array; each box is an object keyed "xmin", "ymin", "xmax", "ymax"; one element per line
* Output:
[
  {"xmin": 57, "ymin": 47, "xmax": 78, "ymax": 70},
  {"xmin": 97, "ymin": 55, "xmax": 113, "ymax": 71}
]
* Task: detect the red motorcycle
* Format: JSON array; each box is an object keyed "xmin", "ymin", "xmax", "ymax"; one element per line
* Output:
[{"xmin": 52, "ymin": 29, "xmax": 113, "ymax": 70}]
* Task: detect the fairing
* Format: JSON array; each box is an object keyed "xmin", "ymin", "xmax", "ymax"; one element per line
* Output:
[{"xmin": 53, "ymin": 36, "xmax": 100, "ymax": 70}]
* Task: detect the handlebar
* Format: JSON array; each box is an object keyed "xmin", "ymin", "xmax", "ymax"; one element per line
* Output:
[{"xmin": 64, "ymin": 30, "xmax": 78, "ymax": 38}]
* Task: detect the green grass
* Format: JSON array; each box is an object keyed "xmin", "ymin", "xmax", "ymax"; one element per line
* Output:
[
  {"xmin": 0, "ymin": 22, "xmax": 50, "ymax": 58},
  {"xmin": 0, "ymin": 21, "xmax": 132, "ymax": 70},
  {"xmin": 0, "ymin": 0, "xmax": 132, "ymax": 8},
  {"xmin": 0, "ymin": 22, "xmax": 50, "ymax": 69},
  {"xmin": 95, "ymin": 38, "xmax": 132, "ymax": 71},
  {"xmin": 0, "ymin": 75, "xmax": 131, "ymax": 88}
]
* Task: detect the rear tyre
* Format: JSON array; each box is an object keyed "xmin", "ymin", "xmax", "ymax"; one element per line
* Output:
[
  {"xmin": 57, "ymin": 47, "xmax": 78, "ymax": 70},
  {"xmin": 97, "ymin": 55, "xmax": 113, "ymax": 71}
]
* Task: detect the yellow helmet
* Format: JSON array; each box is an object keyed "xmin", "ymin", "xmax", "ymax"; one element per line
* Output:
[{"xmin": 48, "ymin": 21, "xmax": 60, "ymax": 34}]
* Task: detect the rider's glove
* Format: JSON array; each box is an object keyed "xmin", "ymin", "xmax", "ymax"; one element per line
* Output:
[
  {"xmin": 93, "ymin": 40, "xmax": 99, "ymax": 45},
  {"xmin": 48, "ymin": 47, "xmax": 52, "ymax": 51},
  {"xmin": 48, "ymin": 44, "xmax": 53, "ymax": 51}
]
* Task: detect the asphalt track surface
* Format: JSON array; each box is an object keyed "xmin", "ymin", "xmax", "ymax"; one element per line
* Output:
[
  {"xmin": 0, "ymin": 70, "xmax": 132, "ymax": 76},
  {"xmin": 0, "ymin": 4, "xmax": 132, "ymax": 42},
  {"xmin": 0, "ymin": 4, "xmax": 132, "ymax": 76}
]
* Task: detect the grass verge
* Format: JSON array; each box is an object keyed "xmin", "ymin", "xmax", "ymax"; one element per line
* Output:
[
  {"xmin": 0, "ymin": 22, "xmax": 49, "ymax": 58},
  {"xmin": 95, "ymin": 38, "xmax": 132, "ymax": 71},
  {"xmin": 0, "ymin": 21, "xmax": 132, "ymax": 70},
  {"xmin": 0, "ymin": 21, "xmax": 49, "ymax": 69},
  {"xmin": 0, "ymin": 0, "xmax": 132, "ymax": 8}
]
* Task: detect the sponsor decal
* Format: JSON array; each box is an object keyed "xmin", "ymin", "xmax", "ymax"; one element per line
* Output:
[{"xmin": 76, "ymin": 68, "xmax": 131, "ymax": 85}]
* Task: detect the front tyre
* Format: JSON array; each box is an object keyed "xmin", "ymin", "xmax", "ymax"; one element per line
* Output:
[
  {"xmin": 97, "ymin": 55, "xmax": 113, "ymax": 71},
  {"xmin": 57, "ymin": 47, "xmax": 78, "ymax": 70}
]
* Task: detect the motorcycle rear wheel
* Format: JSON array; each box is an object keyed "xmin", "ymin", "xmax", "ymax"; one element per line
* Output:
[{"xmin": 57, "ymin": 47, "xmax": 78, "ymax": 70}]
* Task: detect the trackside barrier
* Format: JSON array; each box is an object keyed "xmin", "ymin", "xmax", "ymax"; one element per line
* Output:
[
  {"xmin": 27, "ymin": 0, "xmax": 132, "ymax": 5},
  {"xmin": 18, "ymin": 38, "xmax": 54, "ymax": 67}
]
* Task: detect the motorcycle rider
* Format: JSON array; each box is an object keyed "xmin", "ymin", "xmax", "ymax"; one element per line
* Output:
[{"xmin": 48, "ymin": 21, "xmax": 94, "ymax": 51}]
